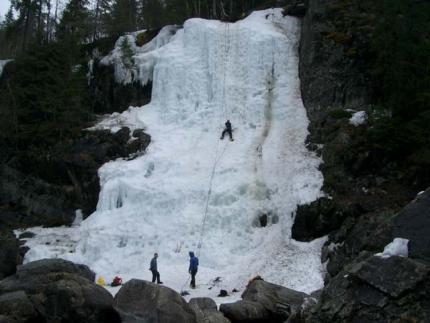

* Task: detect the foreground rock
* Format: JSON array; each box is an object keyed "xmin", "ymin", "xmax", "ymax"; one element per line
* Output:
[
  {"xmin": 323, "ymin": 187, "xmax": 430, "ymax": 280},
  {"xmin": 0, "ymin": 231, "xmax": 20, "ymax": 280},
  {"xmin": 220, "ymin": 280, "xmax": 309, "ymax": 323},
  {"xmin": 114, "ymin": 279, "xmax": 197, "ymax": 323},
  {"xmin": 0, "ymin": 259, "xmax": 120, "ymax": 323},
  {"xmin": 303, "ymin": 254, "xmax": 430, "ymax": 322},
  {"xmin": 189, "ymin": 297, "xmax": 230, "ymax": 323}
]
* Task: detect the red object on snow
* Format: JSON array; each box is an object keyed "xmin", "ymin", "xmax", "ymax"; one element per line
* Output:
[{"xmin": 111, "ymin": 276, "xmax": 123, "ymax": 287}]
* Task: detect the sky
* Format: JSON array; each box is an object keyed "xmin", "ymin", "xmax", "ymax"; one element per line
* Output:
[{"xmin": 0, "ymin": 0, "xmax": 10, "ymax": 20}]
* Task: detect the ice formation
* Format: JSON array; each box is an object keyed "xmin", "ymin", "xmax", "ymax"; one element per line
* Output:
[
  {"xmin": 0, "ymin": 59, "xmax": 12, "ymax": 77},
  {"xmin": 349, "ymin": 110, "xmax": 367, "ymax": 126},
  {"xmin": 23, "ymin": 9, "xmax": 326, "ymax": 298},
  {"xmin": 100, "ymin": 25, "xmax": 180, "ymax": 85},
  {"xmin": 376, "ymin": 238, "xmax": 409, "ymax": 259}
]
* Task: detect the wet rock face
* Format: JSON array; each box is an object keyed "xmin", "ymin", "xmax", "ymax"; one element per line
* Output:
[
  {"xmin": 0, "ymin": 231, "xmax": 20, "ymax": 280},
  {"xmin": 292, "ymin": 197, "xmax": 361, "ymax": 241},
  {"xmin": 0, "ymin": 259, "xmax": 120, "ymax": 323},
  {"xmin": 0, "ymin": 127, "xmax": 151, "ymax": 230},
  {"xmin": 220, "ymin": 280, "xmax": 309, "ymax": 323},
  {"xmin": 0, "ymin": 165, "xmax": 76, "ymax": 229},
  {"xmin": 299, "ymin": 0, "xmax": 372, "ymax": 127},
  {"xmin": 113, "ymin": 279, "xmax": 197, "ymax": 323},
  {"xmin": 305, "ymin": 254, "xmax": 430, "ymax": 322},
  {"xmin": 90, "ymin": 62, "xmax": 152, "ymax": 114}
]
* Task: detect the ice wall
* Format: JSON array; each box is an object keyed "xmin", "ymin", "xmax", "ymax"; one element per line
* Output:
[{"xmin": 25, "ymin": 9, "xmax": 325, "ymax": 295}]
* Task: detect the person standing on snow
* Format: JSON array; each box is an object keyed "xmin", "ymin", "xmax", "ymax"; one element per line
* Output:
[
  {"xmin": 149, "ymin": 253, "xmax": 163, "ymax": 284},
  {"xmin": 220, "ymin": 120, "xmax": 234, "ymax": 141},
  {"xmin": 189, "ymin": 251, "xmax": 199, "ymax": 288}
]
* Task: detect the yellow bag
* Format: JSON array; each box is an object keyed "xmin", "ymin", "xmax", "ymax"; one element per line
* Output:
[{"xmin": 96, "ymin": 276, "xmax": 106, "ymax": 286}]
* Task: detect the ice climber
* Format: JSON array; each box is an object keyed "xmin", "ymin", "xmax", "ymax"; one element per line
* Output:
[
  {"xmin": 149, "ymin": 253, "xmax": 163, "ymax": 284},
  {"xmin": 189, "ymin": 251, "xmax": 199, "ymax": 288},
  {"xmin": 220, "ymin": 120, "xmax": 234, "ymax": 141}
]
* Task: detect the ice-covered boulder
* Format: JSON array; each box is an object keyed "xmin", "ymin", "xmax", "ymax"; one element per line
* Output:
[{"xmin": 113, "ymin": 279, "xmax": 197, "ymax": 323}]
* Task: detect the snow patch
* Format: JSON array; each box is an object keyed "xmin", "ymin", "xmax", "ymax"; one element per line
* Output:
[
  {"xmin": 376, "ymin": 238, "xmax": 409, "ymax": 258},
  {"xmin": 349, "ymin": 111, "xmax": 367, "ymax": 126}
]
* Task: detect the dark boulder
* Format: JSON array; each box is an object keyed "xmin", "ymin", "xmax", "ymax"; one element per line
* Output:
[
  {"xmin": 220, "ymin": 280, "xmax": 309, "ymax": 323},
  {"xmin": 113, "ymin": 279, "xmax": 197, "ymax": 323},
  {"xmin": 349, "ymin": 255, "xmax": 429, "ymax": 298},
  {"xmin": 0, "ymin": 259, "xmax": 120, "ymax": 323},
  {"xmin": 0, "ymin": 291, "xmax": 39, "ymax": 323},
  {"xmin": 14, "ymin": 258, "xmax": 95, "ymax": 282},
  {"xmin": 306, "ymin": 254, "xmax": 430, "ymax": 322},
  {"xmin": 0, "ymin": 231, "xmax": 20, "ymax": 280},
  {"xmin": 189, "ymin": 297, "xmax": 230, "ymax": 323},
  {"xmin": 219, "ymin": 300, "xmax": 269, "ymax": 323}
]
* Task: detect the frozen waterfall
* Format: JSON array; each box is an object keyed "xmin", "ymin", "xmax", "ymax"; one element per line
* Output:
[{"xmin": 23, "ymin": 9, "xmax": 326, "ymax": 298}]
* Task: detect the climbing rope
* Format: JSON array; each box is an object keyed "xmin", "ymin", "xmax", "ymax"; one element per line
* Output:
[
  {"xmin": 221, "ymin": 22, "xmax": 231, "ymax": 120},
  {"xmin": 179, "ymin": 22, "xmax": 232, "ymax": 295}
]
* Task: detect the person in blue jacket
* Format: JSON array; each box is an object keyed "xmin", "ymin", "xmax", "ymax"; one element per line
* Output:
[
  {"xmin": 189, "ymin": 251, "xmax": 199, "ymax": 288},
  {"xmin": 149, "ymin": 253, "xmax": 163, "ymax": 284}
]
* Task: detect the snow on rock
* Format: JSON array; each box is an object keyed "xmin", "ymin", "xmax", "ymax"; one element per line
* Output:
[
  {"xmin": 23, "ymin": 9, "xmax": 325, "ymax": 299},
  {"xmin": 0, "ymin": 59, "xmax": 13, "ymax": 77},
  {"xmin": 349, "ymin": 111, "xmax": 367, "ymax": 126},
  {"xmin": 100, "ymin": 25, "xmax": 180, "ymax": 85},
  {"xmin": 376, "ymin": 238, "xmax": 409, "ymax": 259}
]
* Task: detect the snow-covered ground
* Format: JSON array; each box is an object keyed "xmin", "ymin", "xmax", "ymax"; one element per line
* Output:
[{"xmin": 20, "ymin": 9, "xmax": 325, "ymax": 301}]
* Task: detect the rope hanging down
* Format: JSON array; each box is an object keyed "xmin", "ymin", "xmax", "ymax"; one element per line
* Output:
[{"xmin": 180, "ymin": 22, "xmax": 231, "ymax": 294}]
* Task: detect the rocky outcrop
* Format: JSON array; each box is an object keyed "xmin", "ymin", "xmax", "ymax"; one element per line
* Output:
[
  {"xmin": 0, "ymin": 127, "xmax": 151, "ymax": 230},
  {"xmin": 303, "ymin": 254, "xmax": 430, "ymax": 322},
  {"xmin": 0, "ymin": 259, "xmax": 120, "ymax": 323},
  {"xmin": 0, "ymin": 231, "xmax": 20, "ymax": 280},
  {"xmin": 189, "ymin": 297, "xmax": 230, "ymax": 323},
  {"xmin": 0, "ymin": 165, "xmax": 76, "ymax": 229},
  {"xmin": 299, "ymin": 0, "xmax": 373, "ymax": 128},
  {"xmin": 292, "ymin": 197, "xmax": 361, "ymax": 241},
  {"xmin": 220, "ymin": 280, "xmax": 309, "ymax": 323},
  {"xmin": 90, "ymin": 62, "xmax": 152, "ymax": 114},
  {"xmin": 113, "ymin": 279, "xmax": 197, "ymax": 323},
  {"xmin": 323, "ymin": 187, "xmax": 430, "ymax": 279}
]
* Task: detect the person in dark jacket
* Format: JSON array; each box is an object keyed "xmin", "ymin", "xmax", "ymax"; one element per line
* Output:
[
  {"xmin": 220, "ymin": 120, "xmax": 233, "ymax": 141},
  {"xmin": 149, "ymin": 253, "xmax": 163, "ymax": 284},
  {"xmin": 189, "ymin": 251, "xmax": 199, "ymax": 288}
]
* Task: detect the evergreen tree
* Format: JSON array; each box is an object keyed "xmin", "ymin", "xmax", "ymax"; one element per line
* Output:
[
  {"xmin": 58, "ymin": 0, "xmax": 91, "ymax": 44},
  {"xmin": 108, "ymin": 0, "xmax": 139, "ymax": 37}
]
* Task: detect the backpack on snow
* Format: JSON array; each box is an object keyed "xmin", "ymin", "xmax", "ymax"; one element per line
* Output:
[{"xmin": 111, "ymin": 276, "xmax": 123, "ymax": 287}]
